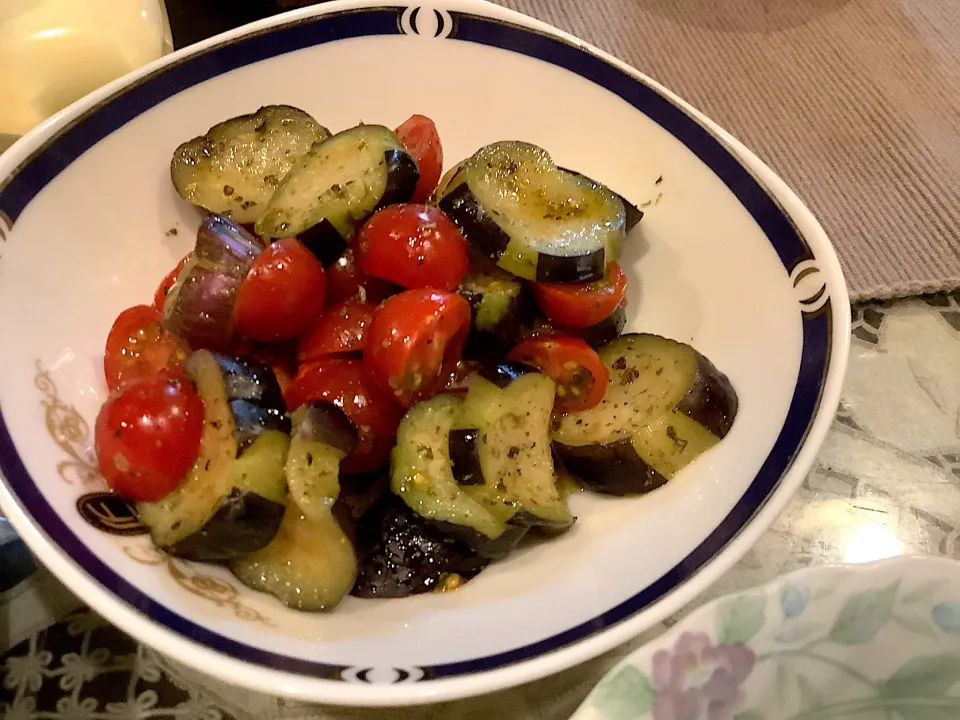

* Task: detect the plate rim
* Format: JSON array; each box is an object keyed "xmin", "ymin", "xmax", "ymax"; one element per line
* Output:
[{"xmin": 0, "ymin": 0, "xmax": 851, "ymax": 705}]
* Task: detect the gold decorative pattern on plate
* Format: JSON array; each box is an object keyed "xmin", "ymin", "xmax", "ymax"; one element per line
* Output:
[
  {"xmin": 36, "ymin": 360, "xmax": 100, "ymax": 485},
  {"xmin": 125, "ymin": 543, "xmax": 274, "ymax": 626}
]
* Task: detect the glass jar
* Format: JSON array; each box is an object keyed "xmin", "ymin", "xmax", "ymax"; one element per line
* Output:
[{"xmin": 0, "ymin": 0, "xmax": 172, "ymax": 152}]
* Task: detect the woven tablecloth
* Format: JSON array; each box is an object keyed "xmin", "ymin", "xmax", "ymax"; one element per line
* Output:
[{"xmin": 497, "ymin": 0, "xmax": 960, "ymax": 301}]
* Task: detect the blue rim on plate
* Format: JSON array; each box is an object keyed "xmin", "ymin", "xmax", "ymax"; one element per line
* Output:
[{"xmin": 0, "ymin": 5, "xmax": 832, "ymax": 682}]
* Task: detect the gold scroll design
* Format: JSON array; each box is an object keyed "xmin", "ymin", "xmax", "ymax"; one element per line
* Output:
[
  {"xmin": 35, "ymin": 360, "xmax": 99, "ymax": 485},
  {"xmin": 124, "ymin": 545, "xmax": 274, "ymax": 626}
]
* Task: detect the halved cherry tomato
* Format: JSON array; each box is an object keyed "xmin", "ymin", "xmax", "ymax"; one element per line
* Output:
[
  {"xmin": 234, "ymin": 238, "xmax": 326, "ymax": 342},
  {"xmin": 94, "ymin": 371, "xmax": 205, "ymax": 502},
  {"xmin": 153, "ymin": 252, "xmax": 193, "ymax": 312},
  {"xmin": 326, "ymin": 241, "xmax": 399, "ymax": 305},
  {"xmin": 395, "ymin": 114, "xmax": 443, "ymax": 203},
  {"xmin": 357, "ymin": 204, "xmax": 469, "ymax": 291},
  {"xmin": 531, "ymin": 263, "xmax": 628, "ymax": 328},
  {"xmin": 364, "ymin": 289, "xmax": 471, "ymax": 407},
  {"xmin": 285, "ymin": 359, "xmax": 403, "ymax": 474},
  {"xmin": 103, "ymin": 305, "xmax": 188, "ymax": 392},
  {"xmin": 506, "ymin": 336, "xmax": 609, "ymax": 412},
  {"xmin": 298, "ymin": 300, "xmax": 375, "ymax": 364}
]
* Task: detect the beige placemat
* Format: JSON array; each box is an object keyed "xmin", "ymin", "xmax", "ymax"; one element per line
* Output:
[{"xmin": 496, "ymin": 0, "xmax": 960, "ymax": 302}]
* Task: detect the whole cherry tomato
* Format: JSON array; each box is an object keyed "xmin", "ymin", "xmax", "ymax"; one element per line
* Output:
[{"xmin": 94, "ymin": 371, "xmax": 205, "ymax": 502}]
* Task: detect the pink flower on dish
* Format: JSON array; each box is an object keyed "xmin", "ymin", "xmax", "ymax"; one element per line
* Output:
[{"xmin": 651, "ymin": 631, "xmax": 755, "ymax": 720}]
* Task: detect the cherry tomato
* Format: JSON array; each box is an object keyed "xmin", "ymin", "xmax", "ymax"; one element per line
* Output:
[
  {"xmin": 326, "ymin": 240, "xmax": 399, "ymax": 305},
  {"xmin": 153, "ymin": 252, "xmax": 193, "ymax": 312},
  {"xmin": 364, "ymin": 289, "xmax": 471, "ymax": 407},
  {"xmin": 506, "ymin": 336, "xmax": 609, "ymax": 412},
  {"xmin": 285, "ymin": 359, "xmax": 403, "ymax": 474},
  {"xmin": 357, "ymin": 204, "xmax": 469, "ymax": 291},
  {"xmin": 531, "ymin": 263, "xmax": 628, "ymax": 328},
  {"xmin": 234, "ymin": 238, "xmax": 326, "ymax": 342},
  {"xmin": 395, "ymin": 114, "xmax": 443, "ymax": 203},
  {"xmin": 94, "ymin": 371, "xmax": 205, "ymax": 502},
  {"xmin": 103, "ymin": 305, "xmax": 188, "ymax": 392},
  {"xmin": 298, "ymin": 300, "xmax": 375, "ymax": 364}
]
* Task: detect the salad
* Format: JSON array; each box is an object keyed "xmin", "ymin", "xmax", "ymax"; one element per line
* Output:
[{"xmin": 94, "ymin": 106, "xmax": 738, "ymax": 611}]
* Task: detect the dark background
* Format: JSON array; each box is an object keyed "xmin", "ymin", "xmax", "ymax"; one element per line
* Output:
[{"xmin": 164, "ymin": 0, "xmax": 325, "ymax": 48}]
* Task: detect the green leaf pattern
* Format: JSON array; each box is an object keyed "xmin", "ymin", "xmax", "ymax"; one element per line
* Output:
[
  {"xmin": 717, "ymin": 594, "xmax": 767, "ymax": 646},
  {"xmin": 828, "ymin": 582, "xmax": 900, "ymax": 645},
  {"xmin": 589, "ymin": 665, "xmax": 656, "ymax": 720}
]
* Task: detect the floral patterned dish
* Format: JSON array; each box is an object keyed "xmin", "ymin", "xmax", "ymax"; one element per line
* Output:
[{"xmin": 574, "ymin": 555, "xmax": 960, "ymax": 720}]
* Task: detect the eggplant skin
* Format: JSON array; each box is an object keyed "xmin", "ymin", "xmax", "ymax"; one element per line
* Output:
[
  {"xmin": 478, "ymin": 361, "xmax": 539, "ymax": 388},
  {"xmin": 229, "ymin": 399, "xmax": 289, "ymax": 453},
  {"xmin": 297, "ymin": 221, "xmax": 348, "ymax": 266},
  {"xmin": 377, "ymin": 149, "xmax": 420, "ymax": 209},
  {"xmin": 448, "ymin": 429, "xmax": 484, "ymax": 486},
  {"xmin": 163, "ymin": 488, "xmax": 287, "ymax": 562},
  {"xmin": 576, "ymin": 303, "xmax": 627, "ymax": 348},
  {"xmin": 553, "ymin": 440, "xmax": 668, "ymax": 496},
  {"xmin": 212, "ymin": 353, "xmax": 291, "ymax": 449},
  {"xmin": 351, "ymin": 496, "xmax": 487, "ymax": 598},
  {"xmin": 439, "ymin": 183, "xmax": 512, "ymax": 261},
  {"xmin": 429, "ymin": 519, "xmax": 528, "ymax": 560},
  {"xmin": 677, "ymin": 354, "xmax": 738, "ymax": 439},
  {"xmin": 294, "ymin": 401, "xmax": 359, "ymax": 456},
  {"xmin": 212, "ymin": 353, "xmax": 285, "ymax": 407},
  {"xmin": 535, "ymin": 248, "xmax": 605, "ymax": 284}
]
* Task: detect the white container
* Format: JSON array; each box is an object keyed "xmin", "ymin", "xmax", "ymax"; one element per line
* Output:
[{"xmin": 0, "ymin": 0, "xmax": 172, "ymax": 150}]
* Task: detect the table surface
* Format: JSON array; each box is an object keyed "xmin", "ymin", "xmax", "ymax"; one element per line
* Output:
[
  {"xmin": 6, "ymin": 2, "xmax": 960, "ymax": 717},
  {"xmin": 4, "ymin": 293, "xmax": 960, "ymax": 719}
]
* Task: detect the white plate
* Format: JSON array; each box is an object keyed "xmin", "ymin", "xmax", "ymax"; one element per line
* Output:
[
  {"xmin": 573, "ymin": 556, "xmax": 960, "ymax": 720},
  {"xmin": 0, "ymin": 0, "xmax": 849, "ymax": 706}
]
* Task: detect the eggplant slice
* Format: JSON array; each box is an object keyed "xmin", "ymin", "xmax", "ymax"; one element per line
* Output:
[
  {"xmin": 229, "ymin": 402, "xmax": 359, "ymax": 611},
  {"xmin": 437, "ymin": 141, "xmax": 626, "ymax": 283},
  {"xmin": 553, "ymin": 334, "xmax": 738, "ymax": 495},
  {"xmin": 255, "ymin": 124, "xmax": 418, "ymax": 240},
  {"xmin": 351, "ymin": 494, "xmax": 487, "ymax": 599},
  {"xmin": 458, "ymin": 272, "xmax": 530, "ymax": 359},
  {"xmin": 136, "ymin": 350, "xmax": 289, "ymax": 562},
  {"xmin": 559, "ymin": 167, "xmax": 644, "ymax": 232},
  {"xmin": 171, "ymin": 105, "xmax": 330, "ymax": 224},
  {"xmin": 230, "ymin": 503, "xmax": 358, "ymax": 612},
  {"xmin": 460, "ymin": 365, "xmax": 574, "ymax": 530},
  {"xmin": 162, "ymin": 215, "xmax": 263, "ymax": 352},
  {"xmin": 391, "ymin": 394, "xmax": 527, "ymax": 559}
]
